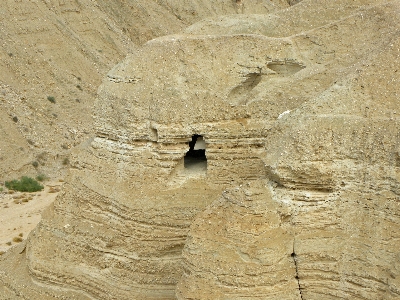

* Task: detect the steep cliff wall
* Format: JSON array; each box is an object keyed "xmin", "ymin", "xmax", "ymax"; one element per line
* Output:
[
  {"xmin": 1, "ymin": 0, "xmax": 399, "ymax": 299},
  {"xmin": 177, "ymin": 1, "xmax": 400, "ymax": 299}
]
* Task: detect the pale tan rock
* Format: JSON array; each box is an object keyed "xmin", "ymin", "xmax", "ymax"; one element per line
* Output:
[
  {"xmin": 1, "ymin": 0, "xmax": 400, "ymax": 299},
  {"xmin": 177, "ymin": 180, "xmax": 300, "ymax": 299},
  {"xmin": 1, "ymin": 0, "xmax": 288, "ymax": 179},
  {"xmin": 261, "ymin": 35, "xmax": 400, "ymax": 300},
  {"xmin": 177, "ymin": 2, "xmax": 400, "ymax": 299}
]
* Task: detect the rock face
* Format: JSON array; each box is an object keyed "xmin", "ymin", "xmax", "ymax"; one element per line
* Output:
[
  {"xmin": 177, "ymin": 180, "xmax": 300, "ymax": 299},
  {"xmin": 1, "ymin": 0, "xmax": 400, "ymax": 299},
  {"xmin": 1, "ymin": 0, "xmax": 285, "ymax": 180},
  {"xmin": 177, "ymin": 2, "xmax": 400, "ymax": 299}
]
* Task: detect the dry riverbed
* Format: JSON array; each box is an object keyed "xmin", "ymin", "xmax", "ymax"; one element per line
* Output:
[{"xmin": 0, "ymin": 180, "xmax": 63, "ymax": 254}]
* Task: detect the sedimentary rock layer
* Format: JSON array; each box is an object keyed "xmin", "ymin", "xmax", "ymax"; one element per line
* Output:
[
  {"xmin": 177, "ymin": 2, "xmax": 400, "ymax": 298},
  {"xmin": 1, "ymin": 1, "xmax": 399, "ymax": 299}
]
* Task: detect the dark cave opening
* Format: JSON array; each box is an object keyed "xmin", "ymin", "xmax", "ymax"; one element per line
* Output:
[{"xmin": 184, "ymin": 135, "xmax": 207, "ymax": 170}]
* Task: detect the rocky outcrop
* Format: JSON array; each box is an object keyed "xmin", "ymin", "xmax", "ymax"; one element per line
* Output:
[
  {"xmin": 177, "ymin": 1, "xmax": 400, "ymax": 299},
  {"xmin": 177, "ymin": 180, "xmax": 300, "ymax": 299},
  {"xmin": 1, "ymin": 0, "xmax": 286, "ymax": 179},
  {"xmin": 1, "ymin": 0, "xmax": 400, "ymax": 299}
]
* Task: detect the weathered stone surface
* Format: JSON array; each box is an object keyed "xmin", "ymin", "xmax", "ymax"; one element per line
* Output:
[
  {"xmin": 177, "ymin": 180, "xmax": 300, "ymax": 299},
  {"xmin": 177, "ymin": 1, "xmax": 400, "ymax": 299},
  {"xmin": 1, "ymin": 0, "xmax": 286, "ymax": 180},
  {"xmin": 1, "ymin": 0, "xmax": 400, "ymax": 299}
]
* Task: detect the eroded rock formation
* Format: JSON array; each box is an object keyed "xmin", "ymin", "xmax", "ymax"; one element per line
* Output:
[
  {"xmin": 1, "ymin": 0, "xmax": 400, "ymax": 299},
  {"xmin": 1, "ymin": 0, "xmax": 285, "ymax": 180},
  {"xmin": 177, "ymin": 1, "xmax": 400, "ymax": 298}
]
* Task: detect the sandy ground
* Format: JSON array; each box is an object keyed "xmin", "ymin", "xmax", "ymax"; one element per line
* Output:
[{"xmin": 0, "ymin": 180, "xmax": 63, "ymax": 254}]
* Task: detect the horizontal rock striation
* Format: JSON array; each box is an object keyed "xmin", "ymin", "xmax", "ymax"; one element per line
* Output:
[
  {"xmin": 177, "ymin": 180, "xmax": 300, "ymax": 299},
  {"xmin": 1, "ymin": 0, "xmax": 286, "ymax": 179},
  {"xmin": 177, "ymin": 1, "xmax": 400, "ymax": 299},
  {"xmin": 1, "ymin": 0, "xmax": 400, "ymax": 299}
]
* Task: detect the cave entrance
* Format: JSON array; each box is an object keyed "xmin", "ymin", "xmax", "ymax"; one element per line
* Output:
[{"xmin": 184, "ymin": 135, "xmax": 207, "ymax": 172}]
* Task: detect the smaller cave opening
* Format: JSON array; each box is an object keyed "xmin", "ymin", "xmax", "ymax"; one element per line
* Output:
[
  {"xmin": 184, "ymin": 135, "xmax": 207, "ymax": 172},
  {"xmin": 150, "ymin": 127, "xmax": 158, "ymax": 142}
]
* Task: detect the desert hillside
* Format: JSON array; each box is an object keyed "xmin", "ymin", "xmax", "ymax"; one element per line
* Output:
[
  {"xmin": 1, "ymin": 0, "xmax": 400, "ymax": 299},
  {"xmin": 0, "ymin": 0, "xmax": 284, "ymax": 181}
]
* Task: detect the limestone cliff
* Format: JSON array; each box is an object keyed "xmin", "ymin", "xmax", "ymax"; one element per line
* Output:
[
  {"xmin": 177, "ymin": 1, "xmax": 400, "ymax": 299},
  {"xmin": 1, "ymin": 0, "xmax": 400, "ymax": 299},
  {"xmin": 1, "ymin": 0, "xmax": 285, "ymax": 180}
]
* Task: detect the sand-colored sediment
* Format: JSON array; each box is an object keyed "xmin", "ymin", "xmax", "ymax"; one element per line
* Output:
[{"xmin": 0, "ymin": 181, "xmax": 62, "ymax": 253}]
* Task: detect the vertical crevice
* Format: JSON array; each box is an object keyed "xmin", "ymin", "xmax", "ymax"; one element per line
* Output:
[{"xmin": 292, "ymin": 240, "xmax": 304, "ymax": 300}]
